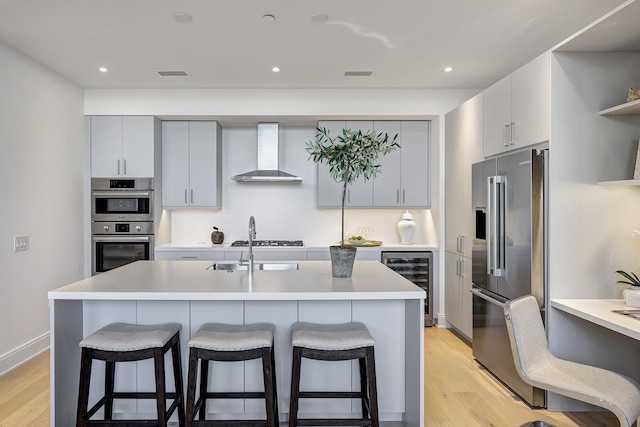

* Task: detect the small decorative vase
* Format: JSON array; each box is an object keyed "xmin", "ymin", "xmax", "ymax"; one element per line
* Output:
[
  {"xmin": 623, "ymin": 286, "xmax": 640, "ymax": 308},
  {"xmin": 211, "ymin": 227, "xmax": 224, "ymax": 244},
  {"xmin": 397, "ymin": 211, "xmax": 416, "ymax": 244},
  {"xmin": 329, "ymin": 246, "xmax": 357, "ymax": 278}
]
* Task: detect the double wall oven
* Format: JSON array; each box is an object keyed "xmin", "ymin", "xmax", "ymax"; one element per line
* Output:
[{"xmin": 91, "ymin": 178, "xmax": 155, "ymax": 275}]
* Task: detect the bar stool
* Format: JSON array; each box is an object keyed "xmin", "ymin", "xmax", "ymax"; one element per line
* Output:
[
  {"xmin": 288, "ymin": 322, "xmax": 379, "ymax": 427},
  {"xmin": 185, "ymin": 323, "xmax": 278, "ymax": 427},
  {"xmin": 76, "ymin": 322, "xmax": 185, "ymax": 427}
]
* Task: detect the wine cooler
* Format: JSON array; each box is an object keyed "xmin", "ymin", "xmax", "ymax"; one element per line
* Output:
[{"xmin": 381, "ymin": 251, "xmax": 433, "ymax": 326}]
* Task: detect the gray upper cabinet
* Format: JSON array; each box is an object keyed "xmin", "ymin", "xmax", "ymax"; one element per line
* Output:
[
  {"xmin": 90, "ymin": 116, "xmax": 160, "ymax": 178},
  {"xmin": 316, "ymin": 120, "xmax": 431, "ymax": 209},
  {"xmin": 162, "ymin": 121, "xmax": 222, "ymax": 209},
  {"xmin": 483, "ymin": 52, "xmax": 550, "ymax": 157}
]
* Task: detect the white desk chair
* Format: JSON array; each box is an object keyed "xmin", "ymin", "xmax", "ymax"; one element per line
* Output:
[{"xmin": 504, "ymin": 295, "xmax": 640, "ymax": 427}]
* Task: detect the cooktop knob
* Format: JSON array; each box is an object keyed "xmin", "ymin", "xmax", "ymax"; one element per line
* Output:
[{"xmin": 103, "ymin": 225, "xmax": 109, "ymax": 232}]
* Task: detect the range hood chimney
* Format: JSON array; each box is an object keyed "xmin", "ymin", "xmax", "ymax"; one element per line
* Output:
[{"xmin": 231, "ymin": 123, "xmax": 302, "ymax": 183}]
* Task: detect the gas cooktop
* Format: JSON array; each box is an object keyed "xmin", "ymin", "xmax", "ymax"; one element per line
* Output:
[{"xmin": 231, "ymin": 240, "xmax": 304, "ymax": 247}]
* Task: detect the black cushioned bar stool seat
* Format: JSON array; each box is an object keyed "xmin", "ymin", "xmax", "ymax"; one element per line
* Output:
[
  {"xmin": 288, "ymin": 322, "xmax": 379, "ymax": 427},
  {"xmin": 185, "ymin": 323, "xmax": 278, "ymax": 427},
  {"xmin": 76, "ymin": 322, "xmax": 185, "ymax": 427}
]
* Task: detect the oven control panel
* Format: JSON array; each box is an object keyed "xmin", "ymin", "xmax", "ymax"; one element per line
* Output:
[{"xmin": 91, "ymin": 222, "xmax": 154, "ymax": 235}]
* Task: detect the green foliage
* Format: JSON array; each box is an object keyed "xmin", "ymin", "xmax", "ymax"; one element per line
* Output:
[
  {"xmin": 616, "ymin": 269, "xmax": 640, "ymax": 287},
  {"xmin": 306, "ymin": 127, "xmax": 399, "ymax": 186},
  {"xmin": 305, "ymin": 127, "xmax": 399, "ymax": 246}
]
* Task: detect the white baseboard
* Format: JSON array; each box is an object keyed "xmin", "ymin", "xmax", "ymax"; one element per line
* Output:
[{"xmin": 0, "ymin": 332, "xmax": 50, "ymax": 377}]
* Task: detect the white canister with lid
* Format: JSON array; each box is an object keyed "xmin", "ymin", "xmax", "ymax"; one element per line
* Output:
[{"xmin": 397, "ymin": 211, "xmax": 416, "ymax": 244}]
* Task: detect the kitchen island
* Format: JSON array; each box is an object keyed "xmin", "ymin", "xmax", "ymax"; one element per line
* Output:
[{"xmin": 48, "ymin": 260, "xmax": 425, "ymax": 426}]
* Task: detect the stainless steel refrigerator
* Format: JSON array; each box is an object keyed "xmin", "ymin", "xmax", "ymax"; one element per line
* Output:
[{"xmin": 471, "ymin": 148, "xmax": 548, "ymax": 408}]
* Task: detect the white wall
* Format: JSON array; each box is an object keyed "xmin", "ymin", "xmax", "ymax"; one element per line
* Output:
[
  {"xmin": 547, "ymin": 51, "xmax": 640, "ymax": 411},
  {"xmin": 0, "ymin": 42, "xmax": 85, "ymax": 375}
]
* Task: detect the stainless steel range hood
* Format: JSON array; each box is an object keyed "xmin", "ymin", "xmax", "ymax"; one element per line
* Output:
[{"xmin": 231, "ymin": 123, "xmax": 302, "ymax": 183}]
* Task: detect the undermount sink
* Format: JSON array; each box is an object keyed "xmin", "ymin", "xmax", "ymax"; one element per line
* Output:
[{"xmin": 206, "ymin": 262, "xmax": 299, "ymax": 271}]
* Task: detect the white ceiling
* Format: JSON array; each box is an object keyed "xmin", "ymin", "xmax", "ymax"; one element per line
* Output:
[{"xmin": 0, "ymin": 0, "xmax": 630, "ymax": 90}]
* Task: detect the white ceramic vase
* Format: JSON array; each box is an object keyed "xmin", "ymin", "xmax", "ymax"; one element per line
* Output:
[
  {"xmin": 397, "ymin": 211, "xmax": 416, "ymax": 245},
  {"xmin": 623, "ymin": 286, "xmax": 640, "ymax": 308}
]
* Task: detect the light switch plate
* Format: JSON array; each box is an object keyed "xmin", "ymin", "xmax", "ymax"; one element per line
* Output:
[{"xmin": 14, "ymin": 235, "xmax": 29, "ymax": 251}]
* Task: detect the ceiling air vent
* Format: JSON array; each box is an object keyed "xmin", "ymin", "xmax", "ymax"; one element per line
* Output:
[
  {"xmin": 344, "ymin": 70, "xmax": 373, "ymax": 77},
  {"xmin": 157, "ymin": 70, "xmax": 190, "ymax": 77}
]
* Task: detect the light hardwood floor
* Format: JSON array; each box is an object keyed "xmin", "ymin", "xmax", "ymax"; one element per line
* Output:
[{"xmin": 0, "ymin": 328, "xmax": 619, "ymax": 427}]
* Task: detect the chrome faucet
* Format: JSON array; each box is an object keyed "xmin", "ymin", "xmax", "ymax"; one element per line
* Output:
[{"xmin": 248, "ymin": 216, "xmax": 256, "ymax": 273}]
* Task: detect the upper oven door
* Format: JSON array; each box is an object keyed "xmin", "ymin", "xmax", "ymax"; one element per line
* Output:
[{"xmin": 92, "ymin": 190, "xmax": 153, "ymax": 221}]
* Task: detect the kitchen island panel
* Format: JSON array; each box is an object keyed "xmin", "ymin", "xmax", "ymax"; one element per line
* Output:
[
  {"xmin": 297, "ymin": 300, "xmax": 353, "ymax": 415},
  {"xmin": 50, "ymin": 299, "xmax": 83, "ymax": 427},
  {"xmin": 191, "ymin": 300, "xmax": 245, "ymax": 414},
  {"xmin": 353, "ymin": 300, "xmax": 405, "ymax": 416},
  {"xmin": 244, "ymin": 300, "xmax": 298, "ymax": 416},
  {"xmin": 136, "ymin": 300, "xmax": 190, "ymax": 417},
  {"xmin": 83, "ymin": 300, "xmax": 138, "ymax": 415}
]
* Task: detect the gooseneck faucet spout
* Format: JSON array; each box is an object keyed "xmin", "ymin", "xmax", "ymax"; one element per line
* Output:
[{"xmin": 248, "ymin": 216, "xmax": 256, "ymax": 273}]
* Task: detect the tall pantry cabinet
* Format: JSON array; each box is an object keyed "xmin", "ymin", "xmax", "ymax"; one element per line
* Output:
[{"xmin": 444, "ymin": 92, "xmax": 484, "ymax": 340}]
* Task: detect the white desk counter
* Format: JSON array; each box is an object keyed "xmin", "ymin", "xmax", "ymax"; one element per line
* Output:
[
  {"xmin": 48, "ymin": 261, "xmax": 425, "ymax": 427},
  {"xmin": 550, "ymin": 299, "xmax": 640, "ymax": 341}
]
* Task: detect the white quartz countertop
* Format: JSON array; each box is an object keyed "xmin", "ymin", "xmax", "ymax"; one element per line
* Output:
[
  {"xmin": 551, "ymin": 299, "xmax": 640, "ymax": 341},
  {"xmin": 49, "ymin": 260, "xmax": 426, "ymax": 301},
  {"xmin": 155, "ymin": 242, "xmax": 438, "ymax": 251}
]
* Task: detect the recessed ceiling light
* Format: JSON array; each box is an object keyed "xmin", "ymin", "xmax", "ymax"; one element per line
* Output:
[
  {"xmin": 172, "ymin": 12, "xmax": 193, "ymax": 23},
  {"xmin": 310, "ymin": 14, "xmax": 329, "ymax": 23},
  {"xmin": 444, "ymin": 66, "xmax": 454, "ymax": 72},
  {"xmin": 272, "ymin": 67, "xmax": 280, "ymax": 73},
  {"xmin": 99, "ymin": 67, "xmax": 108, "ymax": 73},
  {"xmin": 262, "ymin": 14, "xmax": 276, "ymax": 22}
]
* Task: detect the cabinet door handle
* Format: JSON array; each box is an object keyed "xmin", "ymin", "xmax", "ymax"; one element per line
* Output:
[
  {"xmin": 503, "ymin": 124, "xmax": 510, "ymax": 147},
  {"xmin": 184, "ymin": 189, "xmax": 188, "ymax": 204},
  {"xmin": 123, "ymin": 159, "xmax": 127, "ymax": 175},
  {"xmin": 181, "ymin": 256, "xmax": 198, "ymax": 259},
  {"xmin": 402, "ymin": 189, "xmax": 406, "ymax": 204},
  {"xmin": 190, "ymin": 189, "xmax": 194, "ymax": 204},
  {"xmin": 117, "ymin": 159, "xmax": 121, "ymax": 175},
  {"xmin": 459, "ymin": 258, "xmax": 465, "ymax": 278},
  {"xmin": 347, "ymin": 189, "xmax": 350, "ymax": 204},
  {"xmin": 397, "ymin": 189, "xmax": 400, "ymax": 204},
  {"xmin": 509, "ymin": 122, "xmax": 515, "ymax": 146}
]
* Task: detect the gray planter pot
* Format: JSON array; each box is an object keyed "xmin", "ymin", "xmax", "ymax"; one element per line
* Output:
[{"xmin": 329, "ymin": 246, "xmax": 357, "ymax": 278}]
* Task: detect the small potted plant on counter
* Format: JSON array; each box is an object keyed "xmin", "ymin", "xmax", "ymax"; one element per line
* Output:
[
  {"xmin": 306, "ymin": 127, "xmax": 398, "ymax": 278},
  {"xmin": 616, "ymin": 269, "xmax": 640, "ymax": 308}
]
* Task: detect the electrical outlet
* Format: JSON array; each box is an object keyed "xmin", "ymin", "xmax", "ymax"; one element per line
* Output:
[{"xmin": 14, "ymin": 235, "xmax": 29, "ymax": 251}]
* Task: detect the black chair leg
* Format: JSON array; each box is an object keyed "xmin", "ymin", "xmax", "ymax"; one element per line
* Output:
[
  {"xmin": 288, "ymin": 347, "xmax": 302, "ymax": 427},
  {"xmin": 154, "ymin": 347, "xmax": 168, "ymax": 426},
  {"xmin": 76, "ymin": 348, "xmax": 92, "ymax": 427},
  {"xmin": 104, "ymin": 360, "xmax": 115, "ymax": 420},
  {"xmin": 186, "ymin": 348, "xmax": 199, "ymax": 426},
  {"xmin": 198, "ymin": 357, "xmax": 209, "ymax": 420},
  {"xmin": 262, "ymin": 347, "xmax": 276, "ymax": 427},
  {"xmin": 365, "ymin": 348, "xmax": 379, "ymax": 427},
  {"xmin": 171, "ymin": 339, "xmax": 186, "ymax": 427}
]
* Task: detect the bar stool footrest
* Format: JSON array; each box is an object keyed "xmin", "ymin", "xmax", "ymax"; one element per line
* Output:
[
  {"xmin": 298, "ymin": 391, "xmax": 365, "ymax": 399},
  {"xmin": 188, "ymin": 421, "xmax": 276, "ymax": 427},
  {"xmin": 296, "ymin": 419, "xmax": 373, "ymax": 427},
  {"xmin": 202, "ymin": 392, "xmax": 266, "ymax": 399}
]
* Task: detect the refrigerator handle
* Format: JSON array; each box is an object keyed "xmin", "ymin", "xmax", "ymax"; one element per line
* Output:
[
  {"xmin": 495, "ymin": 175, "xmax": 506, "ymax": 276},
  {"xmin": 487, "ymin": 175, "xmax": 506, "ymax": 277},
  {"xmin": 487, "ymin": 176, "xmax": 493, "ymax": 275}
]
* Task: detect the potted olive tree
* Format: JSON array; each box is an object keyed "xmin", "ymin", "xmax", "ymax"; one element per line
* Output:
[{"xmin": 306, "ymin": 127, "xmax": 398, "ymax": 277}]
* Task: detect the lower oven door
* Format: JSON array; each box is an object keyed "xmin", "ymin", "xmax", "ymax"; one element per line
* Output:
[{"xmin": 92, "ymin": 235, "xmax": 154, "ymax": 275}]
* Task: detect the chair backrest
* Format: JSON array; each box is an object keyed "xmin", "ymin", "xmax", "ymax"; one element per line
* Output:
[{"xmin": 504, "ymin": 295, "xmax": 549, "ymax": 379}]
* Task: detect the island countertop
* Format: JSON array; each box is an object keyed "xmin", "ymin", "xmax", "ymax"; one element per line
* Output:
[{"xmin": 48, "ymin": 260, "xmax": 426, "ymax": 301}]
